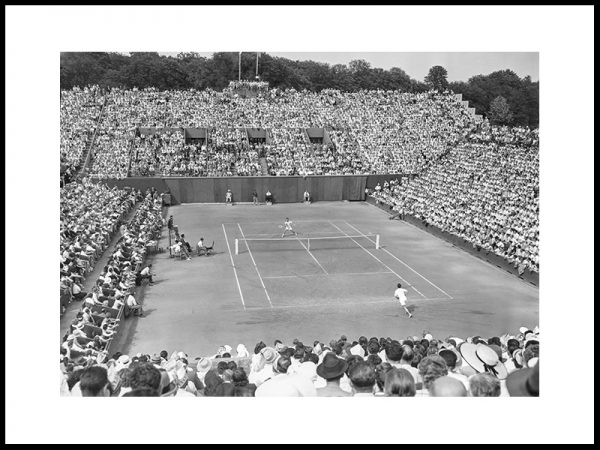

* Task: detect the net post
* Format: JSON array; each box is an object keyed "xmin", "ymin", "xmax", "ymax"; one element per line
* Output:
[
  {"xmin": 376, "ymin": 234, "xmax": 380, "ymax": 249},
  {"xmin": 235, "ymin": 239, "xmax": 239, "ymax": 255}
]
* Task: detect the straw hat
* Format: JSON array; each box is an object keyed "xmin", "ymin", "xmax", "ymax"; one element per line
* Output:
[{"xmin": 459, "ymin": 343, "xmax": 508, "ymax": 380}]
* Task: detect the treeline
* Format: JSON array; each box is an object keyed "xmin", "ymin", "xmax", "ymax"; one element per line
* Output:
[{"xmin": 60, "ymin": 52, "xmax": 538, "ymax": 127}]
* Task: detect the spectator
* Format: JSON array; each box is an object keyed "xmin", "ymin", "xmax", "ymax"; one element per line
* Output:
[
  {"xmin": 383, "ymin": 368, "xmax": 416, "ymax": 397},
  {"xmin": 315, "ymin": 353, "xmax": 351, "ymax": 397},
  {"xmin": 126, "ymin": 293, "xmax": 144, "ymax": 317},
  {"xmin": 417, "ymin": 356, "xmax": 448, "ymax": 396},
  {"xmin": 468, "ymin": 373, "xmax": 501, "ymax": 397},
  {"xmin": 429, "ymin": 376, "xmax": 468, "ymax": 397},
  {"xmin": 439, "ymin": 349, "xmax": 469, "ymax": 390},
  {"xmin": 139, "ymin": 264, "xmax": 155, "ymax": 284},
  {"xmin": 79, "ymin": 366, "xmax": 111, "ymax": 397},
  {"xmin": 506, "ymin": 360, "xmax": 539, "ymax": 397},
  {"xmin": 348, "ymin": 361, "xmax": 376, "ymax": 397},
  {"xmin": 128, "ymin": 362, "xmax": 162, "ymax": 396},
  {"xmin": 255, "ymin": 356, "xmax": 316, "ymax": 397},
  {"xmin": 232, "ymin": 368, "xmax": 256, "ymax": 397},
  {"xmin": 248, "ymin": 346, "xmax": 279, "ymax": 387}
]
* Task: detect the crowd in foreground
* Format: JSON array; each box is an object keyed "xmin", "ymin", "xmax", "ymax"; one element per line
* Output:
[
  {"xmin": 370, "ymin": 123, "xmax": 539, "ymax": 273},
  {"xmin": 60, "ymin": 326, "xmax": 539, "ymax": 397}
]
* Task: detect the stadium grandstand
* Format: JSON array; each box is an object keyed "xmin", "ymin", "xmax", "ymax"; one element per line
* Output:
[{"xmin": 60, "ymin": 76, "xmax": 539, "ymax": 397}]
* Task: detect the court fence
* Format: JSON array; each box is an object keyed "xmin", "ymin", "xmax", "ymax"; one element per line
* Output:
[
  {"xmin": 94, "ymin": 174, "xmax": 411, "ymax": 204},
  {"xmin": 366, "ymin": 196, "xmax": 539, "ymax": 287}
]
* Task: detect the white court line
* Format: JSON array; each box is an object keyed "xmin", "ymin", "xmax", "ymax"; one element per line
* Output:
[
  {"xmin": 344, "ymin": 220, "xmax": 453, "ymax": 299},
  {"xmin": 244, "ymin": 296, "xmax": 452, "ymax": 311},
  {"xmin": 294, "ymin": 237, "xmax": 329, "ymax": 275},
  {"xmin": 328, "ymin": 221, "xmax": 428, "ymax": 299},
  {"xmin": 221, "ymin": 224, "xmax": 246, "ymax": 310},
  {"xmin": 237, "ymin": 223, "xmax": 273, "ymax": 308},
  {"xmin": 263, "ymin": 271, "xmax": 393, "ymax": 279},
  {"xmin": 240, "ymin": 231, "xmax": 347, "ymax": 238},
  {"xmin": 223, "ymin": 220, "xmax": 332, "ymax": 225}
]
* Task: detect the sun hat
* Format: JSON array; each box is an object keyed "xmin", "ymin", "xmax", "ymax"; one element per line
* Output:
[
  {"xmin": 117, "ymin": 354, "xmax": 130, "ymax": 366},
  {"xmin": 527, "ymin": 357, "xmax": 539, "ymax": 368},
  {"xmin": 313, "ymin": 343, "xmax": 323, "ymax": 356},
  {"xmin": 236, "ymin": 344, "xmax": 250, "ymax": 358},
  {"xmin": 525, "ymin": 335, "xmax": 540, "ymax": 346},
  {"xmin": 449, "ymin": 337, "xmax": 464, "ymax": 346},
  {"xmin": 151, "ymin": 354, "xmax": 162, "ymax": 364},
  {"xmin": 260, "ymin": 347, "xmax": 279, "ymax": 364},
  {"xmin": 196, "ymin": 357, "xmax": 212, "ymax": 373},
  {"xmin": 459, "ymin": 343, "xmax": 508, "ymax": 380},
  {"xmin": 350, "ymin": 344, "xmax": 365, "ymax": 357},
  {"xmin": 316, "ymin": 352, "xmax": 348, "ymax": 380},
  {"xmin": 506, "ymin": 361, "xmax": 539, "ymax": 397},
  {"xmin": 275, "ymin": 342, "xmax": 288, "ymax": 353},
  {"xmin": 296, "ymin": 361, "xmax": 317, "ymax": 382}
]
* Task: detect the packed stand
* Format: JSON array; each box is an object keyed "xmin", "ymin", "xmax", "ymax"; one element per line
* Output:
[
  {"xmin": 60, "ymin": 85, "xmax": 106, "ymax": 182},
  {"xmin": 60, "ymin": 326, "xmax": 539, "ymax": 397},
  {"xmin": 60, "ymin": 180, "xmax": 139, "ymax": 314},
  {"xmin": 372, "ymin": 124, "xmax": 539, "ymax": 273},
  {"xmin": 69, "ymin": 87, "xmax": 480, "ymax": 178},
  {"xmin": 60, "ymin": 188, "xmax": 165, "ymax": 366}
]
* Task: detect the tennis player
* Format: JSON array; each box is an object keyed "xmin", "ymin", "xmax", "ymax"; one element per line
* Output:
[
  {"xmin": 394, "ymin": 283, "xmax": 413, "ymax": 318},
  {"xmin": 281, "ymin": 217, "xmax": 297, "ymax": 238}
]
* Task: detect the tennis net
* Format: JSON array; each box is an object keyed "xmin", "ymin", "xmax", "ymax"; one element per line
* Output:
[{"xmin": 234, "ymin": 234, "xmax": 380, "ymax": 255}]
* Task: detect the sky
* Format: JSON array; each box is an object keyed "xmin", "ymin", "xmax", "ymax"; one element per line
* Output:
[{"xmin": 159, "ymin": 52, "xmax": 539, "ymax": 82}]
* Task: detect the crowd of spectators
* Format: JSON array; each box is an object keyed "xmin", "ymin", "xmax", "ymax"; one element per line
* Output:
[
  {"xmin": 371, "ymin": 124, "xmax": 539, "ymax": 273},
  {"xmin": 60, "ymin": 326, "xmax": 540, "ymax": 397},
  {"xmin": 60, "ymin": 85, "xmax": 105, "ymax": 183},
  {"xmin": 63, "ymin": 87, "xmax": 481, "ymax": 178},
  {"xmin": 60, "ymin": 180, "xmax": 139, "ymax": 314},
  {"xmin": 87, "ymin": 128, "xmax": 134, "ymax": 179},
  {"xmin": 60, "ymin": 188, "xmax": 165, "ymax": 367}
]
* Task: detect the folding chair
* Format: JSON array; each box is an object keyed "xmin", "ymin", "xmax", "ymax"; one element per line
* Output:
[{"xmin": 199, "ymin": 241, "xmax": 214, "ymax": 256}]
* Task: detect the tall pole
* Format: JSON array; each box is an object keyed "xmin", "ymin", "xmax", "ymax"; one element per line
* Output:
[
  {"xmin": 238, "ymin": 52, "xmax": 242, "ymax": 81},
  {"xmin": 256, "ymin": 52, "xmax": 259, "ymax": 79}
]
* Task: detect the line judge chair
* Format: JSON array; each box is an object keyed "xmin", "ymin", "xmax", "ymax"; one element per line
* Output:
[{"xmin": 197, "ymin": 241, "xmax": 214, "ymax": 257}]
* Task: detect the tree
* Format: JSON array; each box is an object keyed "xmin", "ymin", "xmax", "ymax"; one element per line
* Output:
[
  {"xmin": 488, "ymin": 96, "xmax": 513, "ymax": 125},
  {"xmin": 424, "ymin": 65, "xmax": 449, "ymax": 91}
]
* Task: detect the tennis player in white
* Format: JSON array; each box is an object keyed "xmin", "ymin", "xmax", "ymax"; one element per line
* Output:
[
  {"xmin": 281, "ymin": 217, "xmax": 297, "ymax": 238},
  {"xmin": 394, "ymin": 283, "xmax": 413, "ymax": 318}
]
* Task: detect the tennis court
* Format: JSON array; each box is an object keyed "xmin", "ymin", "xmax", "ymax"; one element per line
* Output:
[{"xmin": 109, "ymin": 201, "xmax": 539, "ymax": 357}]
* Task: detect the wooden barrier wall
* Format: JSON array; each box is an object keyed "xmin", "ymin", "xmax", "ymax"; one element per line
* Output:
[{"xmin": 98, "ymin": 174, "xmax": 378, "ymax": 204}]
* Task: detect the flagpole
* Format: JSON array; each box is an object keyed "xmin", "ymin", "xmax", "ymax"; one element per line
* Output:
[
  {"xmin": 256, "ymin": 52, "xmax": 259, "ymax": 79},
  {"xmin": 238, "ymin": 52, "xmax": 242, "ymax": 82}
]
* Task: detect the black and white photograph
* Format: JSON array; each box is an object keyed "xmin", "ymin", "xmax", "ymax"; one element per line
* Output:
[{"xmin": 5, "ymin": 5, "xmax": 594, "ymax": 445}]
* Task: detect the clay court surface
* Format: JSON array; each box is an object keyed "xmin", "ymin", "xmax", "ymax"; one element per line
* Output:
[{"xmin": 107, "ymin": 201, "xmax": 539, "ymax": 357}]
